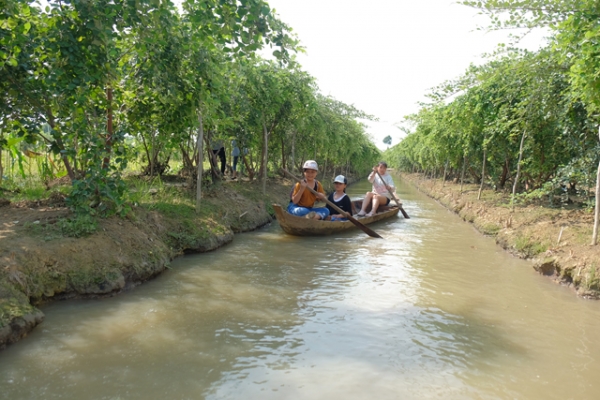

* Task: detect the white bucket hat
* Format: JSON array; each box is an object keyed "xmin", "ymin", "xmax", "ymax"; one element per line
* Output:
[{"xmin": 303, "ymin": 160, "xmax": 318, "ymax": 171}]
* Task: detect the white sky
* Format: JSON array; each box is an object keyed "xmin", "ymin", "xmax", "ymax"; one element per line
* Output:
[{"xmin": 265, "ymin": 0, "xmax": 549, "ymax": 150}]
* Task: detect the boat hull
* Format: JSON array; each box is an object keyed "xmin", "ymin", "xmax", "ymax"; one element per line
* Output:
[{"xmin": 273, "ymin": 201, "xmax": 400, "ymax": 236}]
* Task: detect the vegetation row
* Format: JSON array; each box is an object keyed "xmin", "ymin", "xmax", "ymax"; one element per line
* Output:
[
  {"xmin": 385, "ymin": 0, "xmax": 600, "ymax": 243},
  {"xmin": 1, "ymin": 0, "xmax": 381, "ymax": 221}
]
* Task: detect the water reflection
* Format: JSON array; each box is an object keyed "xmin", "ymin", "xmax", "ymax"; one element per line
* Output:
[{"xmin": 2, "ymin": 178, "xmax": 600, "ymax": 399}]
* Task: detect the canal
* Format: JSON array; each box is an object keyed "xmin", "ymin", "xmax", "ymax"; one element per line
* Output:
[{"xmin": 1, "ymin": 178, "xmax": 600, "ymax": 399}]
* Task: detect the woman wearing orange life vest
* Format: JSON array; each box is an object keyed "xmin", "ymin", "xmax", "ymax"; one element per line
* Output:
[{"xmin": 287, "ymin": 160, "xmax": 330, "ymax": 220}]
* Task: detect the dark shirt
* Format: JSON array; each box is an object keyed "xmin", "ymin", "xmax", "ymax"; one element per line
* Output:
[{"xmin": 326, "ymin": 192, "xmax": 353, "ymax": 216}]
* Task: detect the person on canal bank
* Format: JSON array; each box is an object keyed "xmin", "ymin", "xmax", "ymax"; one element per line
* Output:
[
  {"xmin": 356, "ymin": 161, "xmax": 396, "ymax": 217},
  {"xmin": 211, "ymin": 138, "xmax": 226, "ymax": 176},
  {"xmin": 287, "ymin": 160, "xmax": 330, "ymax": 220},
  {"xmin": 326, "ymin": 175, "xmax": 353, "ymax": 221},
  {"xmin": 231, "ymin": 139, "xmax": 240, "ymax": 180}
]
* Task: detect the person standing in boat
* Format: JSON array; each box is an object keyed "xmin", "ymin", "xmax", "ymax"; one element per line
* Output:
[
  {"xmin": 287, "ymin": 160, "xmax": 330, "ymax": 220},
  {"xmin": 327, "ymin": 175, "xmax": 353, "ymax": 221},
  {"xmin": 356, "ymin": 161, "xmax": 395, "ymax": 217}
]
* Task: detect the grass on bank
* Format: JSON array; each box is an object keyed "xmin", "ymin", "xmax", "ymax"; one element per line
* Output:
[
  {"xmin": 8, "ymin": 172, "xmax": 221, "ymax": 240},
  {"xmin": 8, "ymin": 171, "xmax": 273, "ymax": 252}
]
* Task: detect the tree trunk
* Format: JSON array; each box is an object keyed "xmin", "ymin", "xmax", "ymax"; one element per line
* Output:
[
  {"xmin": 195, "ymin": 109, "xmax": 204, "ymax": 213},
  {"xmin": 179, "ymin": 143, "xmax": 194, "ymax": 175},
  {"xmin": 281, "ymin": 136, "xmax": 286, "ymax": 172},
  {"xmin": 592, "ymin": 127, "xmax": 600, "ymax": 245},
  {"xmin": 47, "ymin": 112, "xmax": 76, "ymax": 181},
  {"xmin": 150, "ymin": 130, "xmax": 155, "ymax": 176},
  {"xmin": 291, "ymin": 130, "xmax": 296, "ymax": 173},
  {"xmin": 499, "ymin": 157, "xmax": 509, "ymax": 189},
  {"xmin": 442, "ymin": 159, "xmax": 448, "ymax": 187},
  {"xmin": 512, "ymin": 132, "xmax": 527, "ymax": 211},
  {"xmin": 262, "ymin": 121, "xmax": 268, "ymax": 194},
  {"xmin": 468, "ymin": 167, "xmax": 481, "ymax": 183},
  {"xmin": 247, "ymin": 150, "xmax": 256, "ymax": 180},
  {"xmin": 140, "ymin": 134, "xmax": 152, "ymax": 174},
  {"xmin": 0, "ymin": 148, "xmax": 3, "ymax": 186},
  {"xmin": 460, "ymin": 154, "xmax": 467, "ymax": 193},
  {"xmin": 102, "ymin": 86, "xmax": 114, "ymax": 170},
  {"xmin": 203, "ymin": 132, "xmax": 220, "ymax": 182},
  {"xmin": 478, "ymin": 148, "xmax": 487, "ymax": 200},
  {"xmin": 243, "ymin": 154, "xmax": 254, "ymax": 181}
]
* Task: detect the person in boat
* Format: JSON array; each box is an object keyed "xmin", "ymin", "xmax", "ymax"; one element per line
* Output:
[
  {"xmin": 356, "ymin": 161, "xmax": 395, "ymax": 217},
  {"xmin": 326, "ymin": 175, "xmax": 353, "ymax": 221},
  {"xmin": 287, "ymin": 160, "xmax": 330, "ymax": 220}
]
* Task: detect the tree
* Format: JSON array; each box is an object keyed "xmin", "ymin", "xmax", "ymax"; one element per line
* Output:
[
  {"xmin": 383, "ymin": 135, "xmax": 392, "ymax": 148},
  {"xmin": 1, "ymin": 0, "xmax": 301, "ymax": 215}
]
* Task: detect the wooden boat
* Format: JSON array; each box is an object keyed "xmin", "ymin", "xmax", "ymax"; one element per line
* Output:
[{"xmin": 273, "ymin": 200, "xmax": 400, "ymax": 236}]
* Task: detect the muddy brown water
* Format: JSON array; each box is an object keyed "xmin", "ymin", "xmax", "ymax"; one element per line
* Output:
[{"xmin": 2, "ymin": 178, "xmax": 600, "ymax": 399}]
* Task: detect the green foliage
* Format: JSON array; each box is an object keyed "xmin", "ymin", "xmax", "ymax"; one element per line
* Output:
[
  {"xmin": 1, "ymin": 0, "xmax": 379, "ymax": 212},
  {"xmin": 514, "ymin": 235, "xmax": 548, "ymax": 257},
  {"xmin": 0, "ymin": 282, "xmax": 36, "ymax": 329},
  {"xmin": 146, "ymin": 201, "xmax": 222, "ymax": 250},
  {"xmin": 458, "ymin": 0, "xmax": 600, "ymax": 113},
  {"xmin": 480, "ymin": 222, "xmax": 501, "ymax": 236},
  {"xmin": 584, "ymin": 264, "xmax": 600, "ymax": 292},
  {"xmin": 67, "ymin": 171, "xmax": 131, "ymax": 218},
  {"xmin": 387, "ymin": 0, "xmax": 600, "ymax": 206},
  {"xmin": 516, "ymin": 150, "xmax": 599, "ymax": 208},
  {"xmin": 150, "ymin": 202, "xmax": 198, "ymax": 220},
  {"xmin": 391, "ymin": 44, "xmax": 598, "ymax": 202},
  {"xmin": 57, "ymin": 214, "xmax": 98, "ymax": 238},
  {"xmin": 15, "ymin": 185, "xmax": 46, "ymax": 201},
  {"xmin": 25, "ymin": 214, "xmax": 98, "ymax": 239}
]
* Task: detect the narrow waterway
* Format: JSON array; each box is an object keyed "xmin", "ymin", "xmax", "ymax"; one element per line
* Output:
[{"xmin": 2, "ymin": 178, "xmax": 600, "ymax": 399}]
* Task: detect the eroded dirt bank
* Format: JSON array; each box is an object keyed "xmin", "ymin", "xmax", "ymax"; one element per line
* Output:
[
  {"xmin": 0, "ymin": 178, "xmax": 292, "ymax": 350},
  {"xmin": 403, "ymin": 173, "xmax": 600, "ymax": 299}
]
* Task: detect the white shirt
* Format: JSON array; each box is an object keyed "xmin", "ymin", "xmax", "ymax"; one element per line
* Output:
[{"xmin": 368, "ymin": 172, "xmax": 395, "ymax": 197}]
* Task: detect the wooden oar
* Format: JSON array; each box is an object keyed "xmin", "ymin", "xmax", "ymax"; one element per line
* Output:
[
  {"xmin": 281, "ymin": 169, "xmax": 383, "ymax": 239},
  {"xmin": 375, "ymin": 170, "xmax": 410, "ymax": 219}
]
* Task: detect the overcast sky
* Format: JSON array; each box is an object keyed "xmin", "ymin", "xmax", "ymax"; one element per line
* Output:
[{"xmin": 265, "ymin": 0, "xmax": 549, "ymax": 150}]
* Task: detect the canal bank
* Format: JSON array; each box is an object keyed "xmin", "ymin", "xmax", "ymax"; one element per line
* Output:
[
  {"xmin": 0, "ymin": 177, "xmax": 297, "ymax": 349},
  {"xmin": 402, "ymin": 173, "xmax": 600, "ymax": 299}
]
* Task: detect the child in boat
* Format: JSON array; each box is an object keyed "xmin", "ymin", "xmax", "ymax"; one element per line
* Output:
[
  {"xmin": 326, "ymin": 175, "xmax": 353, "ymax": 221},
  {"xmin": 287, "ymin": 160, "xmax": 330, "ymax": 220},
  {"xmin": 356, "ymin": 161, "xmax": 396, "ymax": 217}
]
